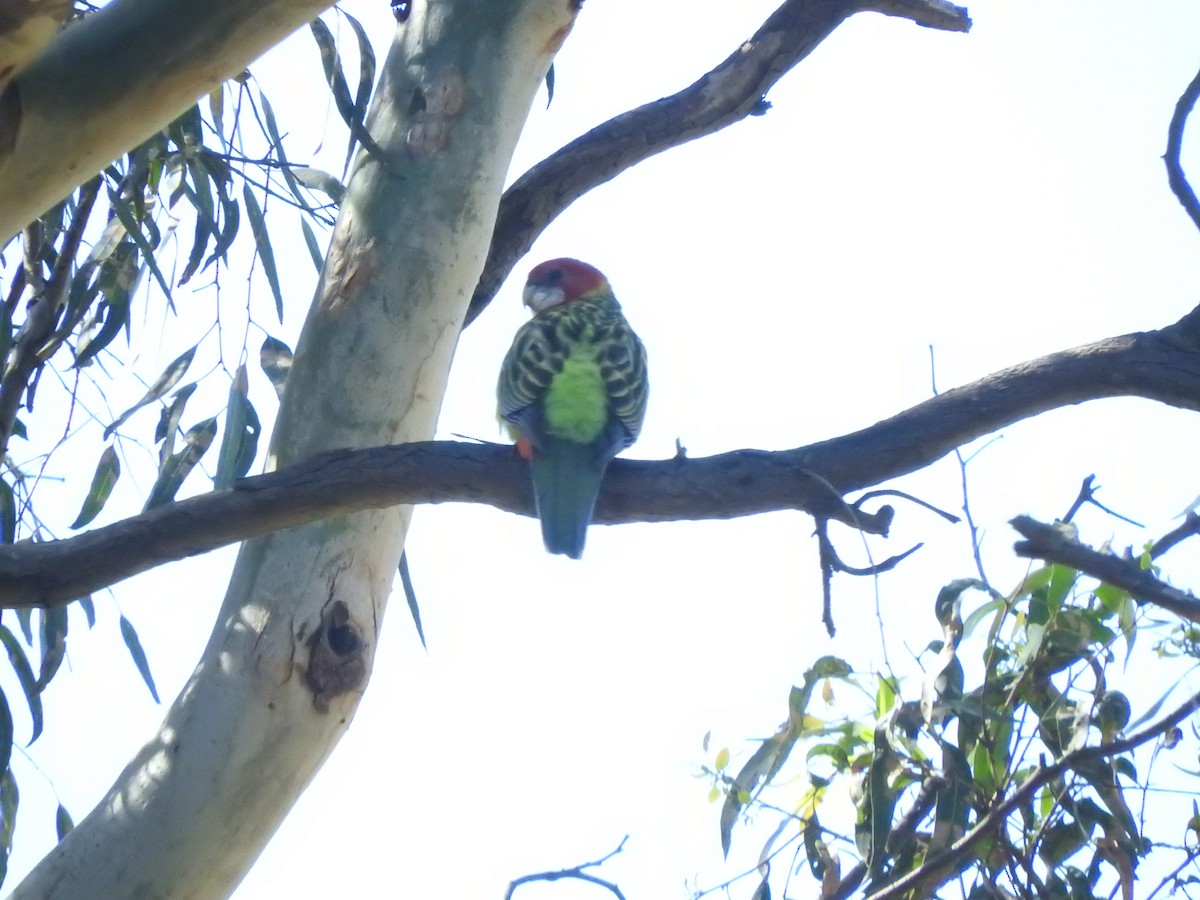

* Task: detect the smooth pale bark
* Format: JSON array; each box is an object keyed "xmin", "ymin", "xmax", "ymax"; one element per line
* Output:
[
  {"xmin": 0, "ymin": 0, "xmax": 339, "ymax": 241},
  {"xmin": 10, "ymin": 1, "xmax": 575, "ymax": 897}
]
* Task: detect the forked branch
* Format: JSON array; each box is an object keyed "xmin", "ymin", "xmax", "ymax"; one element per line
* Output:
[{"xmin": 467, "ymin": 0, "xmax": 971, "ymax": 323}]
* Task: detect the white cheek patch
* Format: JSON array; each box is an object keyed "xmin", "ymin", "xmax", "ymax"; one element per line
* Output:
[{"xmin": 523, "ymin": 285, "xmax": 564, "ymax": 313}]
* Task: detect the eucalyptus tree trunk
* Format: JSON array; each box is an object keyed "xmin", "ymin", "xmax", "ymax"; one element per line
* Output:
[{"xmin": 11, "ymin": 2, "xmax": 575, "ymax": 896}]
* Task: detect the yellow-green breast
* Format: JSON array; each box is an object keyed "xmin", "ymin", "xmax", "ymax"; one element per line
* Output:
[{"xmin": 543, "ymin": 347, "xmax": 608, "ymax": 444}]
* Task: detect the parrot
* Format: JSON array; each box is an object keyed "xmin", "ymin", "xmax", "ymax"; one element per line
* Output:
[{"xmin": 497, "ymin": 258, "xmax": 649, "ymax": 559}]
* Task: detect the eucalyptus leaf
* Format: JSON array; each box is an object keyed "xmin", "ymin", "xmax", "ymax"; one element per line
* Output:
[
  {"xmin": 0, "ymin": 626, "xmax": 40, "ymax": 744},
  {"xmin": 120, "ymin": 615, "xmax": 160, "ymax": 703},
  {"xmin": 35, "ymin": 607, "xmax": 67, "ymax": 692},
  {"xmin": 242, "ymin": 185, "xmax": 284, "ymax": 322},
  {"xmin": 70, "ymin": 446, "xmax": 120, "ymax": 529},
  {"xmin": 215, "ymin": 366, "xmax": 261, "ymax": 489},
  {"xmin": 144, "ymin": 416, "xmax": 218, "ymax": 510},
  {"xmin": 260, "ymin": 337, "xmax": 293, "ymax": 400},
  {"xmin": 105, "ymin": 345, "xmax": 197, "ymax": 437}
]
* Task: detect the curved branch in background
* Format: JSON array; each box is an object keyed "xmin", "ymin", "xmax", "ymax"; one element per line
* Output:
[
  {"xmin": 0, "ymin": 0, "xmax": 339, "ymax": 241},
  {"xmin": 1150, "ymin": 511, "xmax": 1200, "ymax": 559},
  {"xmin": 4, "ymin": 304, "xmax": 1200, "ymax": 608},
  {"xmin": 1164, "ymin": 60, "xmax": 1200, "ymax": 235},
  {"xmin": 466, "ymin": 0, "xmax": 972, "ymax": 324}
]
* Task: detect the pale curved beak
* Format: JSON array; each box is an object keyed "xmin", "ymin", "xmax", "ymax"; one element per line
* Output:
[{"xmin": 522, "ymin": 283, "xmax": 564, "ymax": 313}]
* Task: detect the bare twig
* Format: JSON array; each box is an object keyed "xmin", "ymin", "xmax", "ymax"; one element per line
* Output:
[
  {"xmin": 467, "ymin": 0, "xmax": 971, "ymax": 324},
  {"xmin": 692, "ymin": 829, "xmax": 804, "ymax": 899},
  {"xmin": 1061, "ymin": 473, "xmax": 1097, "ymax": 523},
  {"xmin": 505, "ymin": 836, "xmax": 628, "ymax": 900},
  {"xmin": 1061, "ymin": 475, "xmax": 1143, "ymax": 527},
  {"xmin": 955, "ymin": 447, "xmax": 991, "ymax": 586},
  {"xmin": 854, "ymin": 489, "xmax": 959, "ymax": 525},
  {"xmin": 815, "ymin": 508, "xmax": 921, "ymax": 636},
  {"xmin": 1164, "ymin": 61, "xmax": 1200, "ymax": 236},
  {"xmin": 1144, "ymin": 845, "xmax": 1200, "ymax": 900},
  {"xmin": 928, "ymin": 345, "xmax": 989, "ymax": 585},
  {"xmin": 818, "ymin": 522, "xmax": 922, "ymax": 577},
  {"xmin": 865, "ymin": 688, "xmax": 1200, "ymax": 900},
  {"xmin": 1011, "ymin": 515, "xmax": 1200, "ymax": 624}
]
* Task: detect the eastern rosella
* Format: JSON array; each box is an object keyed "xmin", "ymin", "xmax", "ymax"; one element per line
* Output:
[{"xmin": 497, "ymin": 258, "xmax": 649, "ymax": 559}]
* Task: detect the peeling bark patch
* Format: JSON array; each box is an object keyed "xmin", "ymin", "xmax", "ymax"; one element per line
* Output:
[
  {"xmin": 405, "ymin": 118, "xmax": 449, "ymax": 155},
  {"xmin": 323, "ymin": 231, "xmax": 378, "ymax": 314},
  {"xmin": 305, "ymin": 600, "xmax": 367, "ymax": 713},
  {"xmin": 404, "ymin": 66, "xmax": 466, "ymax": 157},
  {"xmin": 424, "ymin": 67, "xmax": 465, "ymax": 116},
  {"xmin": 545, "ymin": 23, "xmax": 574, "ymax": 54}
]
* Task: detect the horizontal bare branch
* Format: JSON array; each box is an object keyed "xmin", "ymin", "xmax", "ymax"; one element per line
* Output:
[
  {"xmin": 468, "ymin": 0, "xmax": 971, "ymax": 324},
  {"xmin": 3, "ymin": 304, "xmax": 1200, "ymax": 608}
]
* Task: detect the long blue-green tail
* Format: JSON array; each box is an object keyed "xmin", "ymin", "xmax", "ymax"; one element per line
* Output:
[{"xmin": 530, "ymin": 437, "xmax": 608, "ymax": 560}]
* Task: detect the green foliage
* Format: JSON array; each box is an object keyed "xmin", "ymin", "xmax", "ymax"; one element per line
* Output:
[
  {"xmin": 706, "ymin": 545, "xmax": 1195, "ymax": 900},
  {"xmin": 119, "ymin": 616, "xmax": 159, "ymax": 704},
  {"xmin": 214, "ymin": 366, "xmax": 261, "ymax": 490},
  {"xmin": 69, "ymin": 446, "xmax": 120, "ymax": 528}
]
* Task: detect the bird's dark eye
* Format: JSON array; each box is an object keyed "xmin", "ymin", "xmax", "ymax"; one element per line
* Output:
[{"xmin": 546, "ymin": 268, "xmax": 564, "ymax": 284}]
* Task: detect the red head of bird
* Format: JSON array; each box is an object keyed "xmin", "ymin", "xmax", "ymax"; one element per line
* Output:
[{"xmin": 523, "ymin": 258, "xmax": 609, "ymax": 314}]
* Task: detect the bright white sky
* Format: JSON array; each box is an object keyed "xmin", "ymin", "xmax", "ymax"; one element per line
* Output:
[{"xmin": 6, "ymin": 0, "xmax": 1200, "ymax": 897}]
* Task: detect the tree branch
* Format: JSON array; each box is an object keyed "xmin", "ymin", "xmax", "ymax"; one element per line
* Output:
[
  {"xmin": 1011, "ymin": 515, "xmax": 1200, "ymax": 624},
  {"xmin": 0, "ymin": 440, "xmax": 893, "ymax": 608},
  {"xmin": 1164, "ymin": 60, "xmax": 1200, "ymax": 236},
  {"xmin": 506, "ymin": 836, "xmax": 629, "ymax": 900},
  {"xmin": 6, "ymin": 306, "xmax": 1200, "ymax": 607},
  {"xmin": 0, "ymin": 0, "xmax": 338, "ymax": 241},
  {"xmin": 1150, "ymin": 511, "xmax": 1200, "ymax": 559},
  {"xmin": 466, "ymin": 0, "xmax": 971, "ymax": 324}
]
